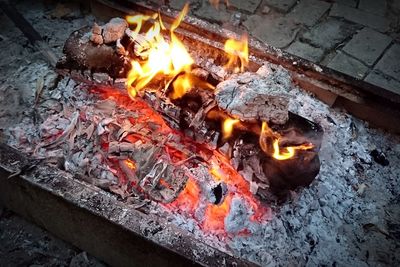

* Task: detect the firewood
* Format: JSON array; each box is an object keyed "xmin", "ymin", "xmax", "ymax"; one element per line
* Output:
[{"xmin": 215, "ymin": 71, "xmax": 291, "ymax": 125}]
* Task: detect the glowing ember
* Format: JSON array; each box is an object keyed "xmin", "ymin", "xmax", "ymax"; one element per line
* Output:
[
  {"xmin": 224, "ymin": 34, "xmax": 249, "ymax": 73},
  {"xmin": 260, "ymin": 121, "xmax": 314, "ymax": 160},
  {"xmin": 124, "ymin": 159, "xmax": 136, "ymax": 170},
  {"xmin": 125, "ymin": 4, "xmax": 193, "ymax": 98},
  {"xmin": 167, "ymin": 177, "xmax": 201, "ymax": 213},
  {"xmin": 203, "ymin": 194, "xmax": 232, "ymax": 232},
  {"xmin": 93, "ymin": 87, "xmax": 267, "ymax": 234}
]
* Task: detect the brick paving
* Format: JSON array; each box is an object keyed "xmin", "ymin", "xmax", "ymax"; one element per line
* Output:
[{"xmin": 160, "ymin": 0, "xmax": 400, "ymax": 96}]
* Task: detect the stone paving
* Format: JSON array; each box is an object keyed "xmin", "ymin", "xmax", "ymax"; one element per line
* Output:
[{"xmin": 162, "ymin": 0, "xmax": 400, "ymax": 95}]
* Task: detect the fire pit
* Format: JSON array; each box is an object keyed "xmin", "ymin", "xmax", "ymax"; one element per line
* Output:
[{"xmin": 1, "ymin": 1, "xmax": 400, "ymax": 266}]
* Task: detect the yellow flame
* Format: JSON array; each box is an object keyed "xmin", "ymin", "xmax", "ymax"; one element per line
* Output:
[
  {"xmin": 272, "ymin": 140, "xmax": 314, "ymax": 160},
  {"xmin": 222, "ymin": 118, "xmax": 240, "ymax": 139},
  {"xmin": 125, "ymin": 159, "xmax": 136, "ymax": 170},
  {"xmin": 171, "ymin": 74, "xmax": 192, "ymax": 99},
  {"xmin": 224, "ymin": 34, "xmax": 249, "ymax": 73},
  {"xmin": 259, "ymin": 121, "xmax": 314, "ymax": 160},
  {"xmin": 170, "ymin": 73, "xmax": 215, "ymax": 100},
  {"xmin": 125, "ymin": 4, "xmax": 193, "ymax": 98}
]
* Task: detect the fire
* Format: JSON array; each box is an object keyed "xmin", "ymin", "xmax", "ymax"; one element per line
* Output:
[
  {"xmin": 170, "ymin": 73, "xmax": 215, "ymax": 99},
  {"xmin": 224, "ymin": 34, "xmax": 249, "ymax": 73},
  {"xmin": 260, "ymin": 121, "xmax": 314, "ymax": 160},
  {"xmin": 168, "ymin": 177, "xmax": 200, "ymax": 213},
  {"xmin": 125, "ymin": 4, "xmax": 193, "ymax": 98},
  {"xmin": 124, "ymin": 158, "xmax": 136, "ymax": 170},
  {"xmin": 222, "ymin": 118, "xmax": 240, "ymax": 139},
  {"xmin": 272, "ymin": 139, "xmax": 314, "ymax": 160},
  {"xmin": 93, "ymin": 87, "xmax": 268, "ymax": 235}
]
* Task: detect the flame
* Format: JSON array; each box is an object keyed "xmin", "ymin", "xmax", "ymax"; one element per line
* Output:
[
  {"xmin": 124, "ymin": 159, "xmax": 136, "ymax": 170},
  {"xmin": 260, "ymin": 121, "xmax": 314, "ymax": 160},
  {"xmin": 125, "ymin": 4, "xmax": 193, "ymax": 98},
  {"xmin": 171, "ymin": 73, "xmax": 193, "ymax": 99},
  {"xmin": 93, "ymin": 87, "xmax": 269, "ymax": 235},
  {"xmin": 222, "ymin": 118, "xmax": 240, "ymax": 139},
  {"xmin": 224, "ymin": 34, "xmax": 249, "ymax": 73},
  {"xmin": 170, "ymin": 73, "xmax": 215, "ymax": 99},
  {"xmin": 272, "ymin": 140, "xmax": 314, "ymax": 160}
]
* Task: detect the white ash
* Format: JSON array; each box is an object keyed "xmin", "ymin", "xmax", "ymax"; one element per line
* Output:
[
  {"xmin": 224, "ymin": 196, "xmax": 251, "ymax": 234},
  {"xmin": 1, "ymin": 2, "xmax": 400, "ymax": 266},
  {"xmin": 90, "ymin": 17, "xmax": 128, "ymax": 45},
  {"xmin": 215, "ymin": 65, "xmax": 292, "ymax": 125}
]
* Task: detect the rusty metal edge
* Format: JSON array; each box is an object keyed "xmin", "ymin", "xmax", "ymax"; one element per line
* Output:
[{"xmin": 0, "ymin": 143, "xmax": 257, "ymax": 267}]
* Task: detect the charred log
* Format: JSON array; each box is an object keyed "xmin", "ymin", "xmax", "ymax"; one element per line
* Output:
[{"xmin": 56, "ymin": 19, "xmax": 323, "ymax": 201}]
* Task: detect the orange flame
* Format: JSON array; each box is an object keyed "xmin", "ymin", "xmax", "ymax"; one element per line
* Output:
[
  {"xmin": 224, "ymin": 34, "xmax": 249, "ymax": 73},
  {"xmin": 260, "ymin": 122, "xmax": 314, "ymax": 160},
  {"xmin": 124, "ymin": 158, "xmax": 136, "ymax": 170},
  {"xmin": 169, "ymin": 73, "xmax": 215, "ymax": 100},
  {"xmin": 125, "ymin": 4, "xmax": 193, "ymax": 98},
  {"xmin": 272, "ymin": 140, "xmax": 314, "ymax": 160},
  {"xmin": 222, "ymin": 118, "xmax": 240, "ymax": 139}
]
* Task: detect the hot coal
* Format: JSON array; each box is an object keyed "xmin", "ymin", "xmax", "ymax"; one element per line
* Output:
[
  {"xmin": 2, "ymin": 3, "xmax": 400, "ymax": 266},
  {"xmin": 56, "ymin": 27, "xmax": 323, "ymax": 198}
]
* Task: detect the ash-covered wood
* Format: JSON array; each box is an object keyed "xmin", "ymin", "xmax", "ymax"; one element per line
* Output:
[
  {"xmin": 57, "ymin": 27, "xmax": 128, "ymax": 78},
  {"xmin": 56, "ymin": 17, "xmax": 133, "ymax": 79},
  {"xmin": 109, "ymin": 140, "xmax": 189, "ymax": 203},
  {"xmin": 228, "ymin": 113, "xmax": 323, "ymax": 200},
  {"xmin": 216, "ymin": 66, "xmax": 292, "ymax": 125}
]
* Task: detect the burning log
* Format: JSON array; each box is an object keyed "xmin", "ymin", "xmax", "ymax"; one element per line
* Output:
[{"xmin": 56, "ymin": 13, "xmax": 323, "ymax": 202}]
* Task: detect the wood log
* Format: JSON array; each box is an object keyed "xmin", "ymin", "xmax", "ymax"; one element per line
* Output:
[{"xmin": 56, "ymin": 23, "xmax": 323, "ymax": 199}]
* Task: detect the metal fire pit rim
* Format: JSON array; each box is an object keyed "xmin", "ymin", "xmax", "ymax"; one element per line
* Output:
[{"xmin": 0, "ymin": 143, "xmax": 257, "ymax": 267}]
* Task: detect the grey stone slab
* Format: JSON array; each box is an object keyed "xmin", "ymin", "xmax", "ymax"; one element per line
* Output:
[
  {"xmin": 335, "ymin": 0, "xmax": 357, "ymax": 7},
  {"xmin": 286, "ymin": 41, "xmax": 325, "ymax": 62},
  {"xmin": 194, "ymin": 2, "xmax": 231, "ymax": 24},
  {"xmin": 330, "ymin": 3, "xmax": 389, "ymax": 32},
  {"xmin": 287, "ymin": 0, "xmax": 331, "ymax": 27},
  {"xmin": 365, "ymin": 70, "xmax": 400, "ymax": 95},
  {"xmin": 229, "ymin": 0, "xmax": 261, "ymax": 13},
  {"xmin": 252, "ymin": 16, "xmax": 299, "ymax": 48},
  {"xmin": 264, "ymin": 0, "xmax": 297, "ymax": 13},
  {"xmin": 169, "ymin": 0, "xmax": 187, "ymax": 10},
  {"xmin": 243, "ymin": 14, "xmax": 263, "ymax": 32},
  {"xmin": 327, "ymin": 52, "xmax": 369, "ymax": 78},
  {"xmin": 374, "ymin": 44, "xmax": 400, "ymax": 80},
  {"xmin": 301, "ymin": 18, "xmax": 360, "ymax": 50},
  {"xmin": 359, "ymin": 0, "xmax": 387, "ymax": 16},
  {"xmin": 343, "ymin": 28, "xmax": 392, "ymax": 66}
]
